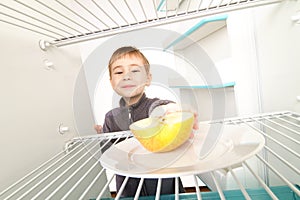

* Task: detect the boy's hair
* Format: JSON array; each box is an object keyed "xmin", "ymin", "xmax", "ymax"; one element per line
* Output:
[{"xmin": 108, "ymin": 46, "xmax": 150, "ymax": 79}]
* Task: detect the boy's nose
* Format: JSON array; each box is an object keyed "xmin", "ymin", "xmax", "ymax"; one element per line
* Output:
[{"xmin": 123, "ymin": 72, "xmax": 132, "ymax": 80}]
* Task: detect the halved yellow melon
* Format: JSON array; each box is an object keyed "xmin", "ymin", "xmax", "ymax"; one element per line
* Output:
[{"xmin": 129, "ymin": 111, "xmax": 194, "ymax": 152}]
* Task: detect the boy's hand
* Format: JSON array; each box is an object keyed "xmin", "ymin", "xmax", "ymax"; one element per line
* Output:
[
  {"xmin": 94, "ymin": 125, "xmax": 103, "ymax": 134},
  {"xmin": 164, "ymin": 103, "xmax": 199, "ymax": 131},
  {"xmin": 192, "ymin": 112, "xmax": 199, "ymax": 130},
  {"xmin": 150, "ymin": 103, "xmax": 199, "ymax": 131}
]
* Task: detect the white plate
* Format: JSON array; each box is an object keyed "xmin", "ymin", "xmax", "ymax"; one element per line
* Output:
[{"xmin": 100, "ymin": 124, "xmax": 265, "ymax": 178}]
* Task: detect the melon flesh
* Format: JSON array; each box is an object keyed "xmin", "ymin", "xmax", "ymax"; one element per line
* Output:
[{"xmin": 130, "ymin": 112, "xmax": 194, "ymax": 152}]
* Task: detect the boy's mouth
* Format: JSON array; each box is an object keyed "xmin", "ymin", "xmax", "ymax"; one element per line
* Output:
[{"xmin": 121, "ymin": 85, "xmax": 136, "ymax": 89}]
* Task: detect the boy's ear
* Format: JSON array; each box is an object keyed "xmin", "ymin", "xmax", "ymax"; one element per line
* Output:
[{"xmin": 146, "ymin": 73, "xmax": 152, "ymax": 86}]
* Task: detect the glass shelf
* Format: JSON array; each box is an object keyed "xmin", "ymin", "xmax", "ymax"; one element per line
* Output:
[{"xmin": 164, "ymin": 14, "xmax": 228, "ymax": 50}]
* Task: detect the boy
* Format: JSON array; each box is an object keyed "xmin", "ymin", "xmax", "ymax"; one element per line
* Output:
[{"xmin": 96, "ymin": 46, "xmax": 197, "ymax": 197}]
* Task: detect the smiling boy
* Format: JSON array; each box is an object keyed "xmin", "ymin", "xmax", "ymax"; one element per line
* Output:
[{"xmin": 96, "ymin": 46, "xmax": 196, "ymax": 197}]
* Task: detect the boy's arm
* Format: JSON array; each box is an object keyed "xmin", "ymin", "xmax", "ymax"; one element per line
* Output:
[
  {"xmin": 148, "ymin": 99, "xmax": 175, "ymax": 117},
  {"xmin": 149, "ymin": 102, "xmax": 180, "ymax": 118},
  {"xmin": 149, "ymin": 102, "xmax": 199, "ymax": 130},
  {"xmin": 94, "ymin": 112, "xmax": 112, "ymax": 134}
]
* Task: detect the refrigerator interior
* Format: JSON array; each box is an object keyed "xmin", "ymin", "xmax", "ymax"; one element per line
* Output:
[{"xmin": 0, "ymin": 0, "xmax": 299, "ymax": 199}]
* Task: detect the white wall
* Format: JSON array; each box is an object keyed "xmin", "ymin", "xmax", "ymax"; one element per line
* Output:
[
  {"xmin": 226, "ymin": 10, "xmax": 263, "ymax": 116},
  {"xmin": 251, "ymin": 1, "xmax": 300, "ymax": 186},
  {"xmin": 224, "ymin": 1, "xmax": 300, "ymax": 187},
  {"xmin": 253, "ymin": 1, "xmax": 300, "ymax": 113},
  {"xmin": 0, "ymin": 23, "xmax": 86, "ymax": 191},
  {"xmin": 227, "ymin": 1, "xmax": 300, "ymax": 115}
]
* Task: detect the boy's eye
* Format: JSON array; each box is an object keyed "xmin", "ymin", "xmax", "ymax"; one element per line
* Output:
[
  {"xmin": 132, "ymin": 69, "xmax": 140, "ymax": 73},
  {"xmin": 114, "ymin": 71, "xmax": 123, "ymax": 75}
]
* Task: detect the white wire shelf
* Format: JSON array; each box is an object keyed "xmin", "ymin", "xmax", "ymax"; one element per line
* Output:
[
  {"xmin": 0, "ymin": 111, "xmax": 299, "ymax": 199},
  {"xmin": 0, "ymin": 0, "xmax": 282, "ymax": 48}
]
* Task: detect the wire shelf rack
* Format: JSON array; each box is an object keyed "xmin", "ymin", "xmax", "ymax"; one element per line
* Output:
[
  {"xmin": 0, "ymin": 0, "xmax": 282, "ymax": 48},
  {"xmin": 0, "ymin": 111, "xmax": 299, "ymax": 200}
]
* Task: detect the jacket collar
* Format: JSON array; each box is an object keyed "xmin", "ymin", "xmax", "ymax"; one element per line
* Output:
[{"xmin": 119, "ymin": 93, "xmax": 146, "ymax": 108}]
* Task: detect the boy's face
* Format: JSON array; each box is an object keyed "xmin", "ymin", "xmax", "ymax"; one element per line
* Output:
[{"xmin": 110, "ymin": 54, "xmax": 151, "ymax": 100}]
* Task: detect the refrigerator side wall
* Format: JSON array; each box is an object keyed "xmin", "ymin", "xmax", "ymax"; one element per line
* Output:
[{"xmin": 0, "ymin": 24, "xmax": 86, "ymax": 191}]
